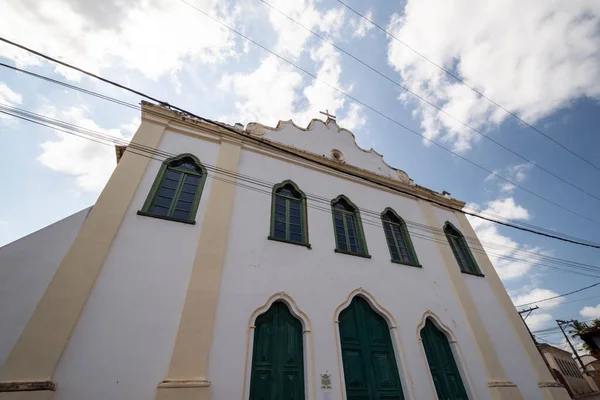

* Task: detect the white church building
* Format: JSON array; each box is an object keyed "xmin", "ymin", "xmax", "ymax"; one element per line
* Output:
[{"xmin": 0, "ymin": 102, "xmax": 569, "ymax": 400}]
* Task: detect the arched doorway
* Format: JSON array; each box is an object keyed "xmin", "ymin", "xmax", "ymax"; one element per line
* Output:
[
  {"xmin": 339, "ymin": 296, "xmax": 404, "ymax": 399},
  {"xmin": 249, "ymin": 301, "xmax": 304, "ymax": 399},
  {"xmin": 421, "ymin": 318, "xmax": 468, "ymax": 399}
]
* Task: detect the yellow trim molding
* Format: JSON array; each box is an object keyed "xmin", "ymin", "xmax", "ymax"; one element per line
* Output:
[
  {"xmin": 453, "ymin": 212, "xmax": 570, "ymax": 400},
  {"xmin": 0, "ymin": 118, "xmax": 168, "ymax": 400},
  {"xmin": 332, "ymin": 288, "xmax": 416, "ymax": 400},
  {"xmin": 242, "ymin": 292, "xmax": 316, "ymax": 400},
  {"xmin": 156, "ymin": 138, "xmax": 242, "ymax": 400},
  {"xmin": 417, "ymin": 200, "xmax": 523, "ymax": 400}
]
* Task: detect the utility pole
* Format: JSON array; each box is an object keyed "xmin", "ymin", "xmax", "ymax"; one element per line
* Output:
[
  {"xmin": 518, "ymin": 306, "xmax": 557, "ymax": 381},
  {"xmin": 556, "ymin": 320, "xmax": 590, "ymax": 378}
]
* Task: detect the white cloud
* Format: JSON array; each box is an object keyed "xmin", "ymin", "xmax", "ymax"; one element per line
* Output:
[
  {"xmin": 0, "ymin": 82, "xmax": 22, "ymax": 105},
  {"xmin": 387, "ymin": 0, "xmax": 600, "ymax": 152},
  {"xmin": 0, "ymin": 220, "xmax": 8, "ymax": 226},
  {"xmin": 350, "ymin": 10, "xmax": 374, "ymax": 38},
  {"xmin": 486, "ymin": 164, "xmax": 533, "ymax": 193},
  {"xmin": 467, "ymin": 197, "xmax": 542, "ymax": 280},
  {"xmin": 220, "ymin": 41, "xmax": 365, "ymax": 130},
  {"xmin": 580, "ymin": 304, "xmax": 600, "ymax": 319},
  {"xmin": 0, "ymin": 0, "xmax": 239, "ymax": 81},
  {"xmin": 37, "ymin": 106, "xmax": 139, "ymax": 192},
  {"xmin": 526, "ymin": 313, "xmax": 554, "ymax": 331},
  {"xmin": 514, "ymin": 288, "xmax": 564, "ymax": 309},
  {"xmin": 0, "ymin": 82, "xmax": 23, "ymax": 125},
  {"xmin": 264, "ymin": 0, "xmax": 346, "ymax": 58},
  {"xmin": 339, "ymin": 103, "xmax": 367, "ymax": 132}
]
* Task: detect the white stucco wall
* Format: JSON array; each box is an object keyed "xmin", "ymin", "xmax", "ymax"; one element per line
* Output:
[
  {"xmin": 0, "ymin": 207, "xmax": 90, "ymax": 367},
  {"xmin": 206, "ymin": 148, "xmax": 508, "ymax": 400},
  {"xmin": 36, "ymin": 119, "xmax": 544, "ymax": 399},
  {"xmin": 53, "ymin": 131, "xmax": 219, "ymax": 400}
]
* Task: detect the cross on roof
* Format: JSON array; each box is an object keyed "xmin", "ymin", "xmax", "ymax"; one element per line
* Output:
[{"xmin": 319, "ymin": 109, "xmax": 336, "ymax": 120}]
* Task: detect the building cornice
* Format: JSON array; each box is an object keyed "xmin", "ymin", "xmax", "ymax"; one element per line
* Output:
[{"xmin": 140, "ymin": 101, "xmax": 466, "ymax": 209}]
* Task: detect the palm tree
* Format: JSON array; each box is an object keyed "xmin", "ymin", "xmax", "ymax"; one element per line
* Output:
[
  {"xmin": 569, "ymin": 320, "xmax": 589, "ymax": 338},
  {"xmin": 569, "ymin": 320, "xmax": 591, "ymax": 352}
]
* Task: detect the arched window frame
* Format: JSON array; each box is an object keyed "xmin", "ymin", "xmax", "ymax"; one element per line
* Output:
[
  {"xmin": 138, "ymin": 153, "xmax": 207, "ymax": 224},
  {"xmin": 268, "ymin": 180, "xmax": 310, "ymax": 248},
  {"xmin": 443, "ymin": 222, "xmax": 483, "ymax": 276},
  {"xmin": 331, "ymin": 195, "xmax": 370, "ymax": 258},
  {"xmin": 381, "ymin": 207, "xmax": 420, "ymax": 267}
]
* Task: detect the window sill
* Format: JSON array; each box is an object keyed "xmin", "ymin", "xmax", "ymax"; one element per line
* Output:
[
  {"xmin": 268, "ymin": 236, "xmax": 312, "ymax": 249},
  {"xmin": 391, "ymin": 260, "xmax": 422, "ymax": 268},
  {"xmin": 137, "ymin": 210, "xmax": 196, "ymax": 225},
  {"xmin": 461, "ymin": 270, "xmax": 485, "ymax": 278},
  {"xmin": 334, "ymin": 249, "xmax": 371, "ymax": 259}
]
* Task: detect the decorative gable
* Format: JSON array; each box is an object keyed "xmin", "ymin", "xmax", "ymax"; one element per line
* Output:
[{"xmin": 245, "ymin": 118, "xmax": 411, "ymax": 184}]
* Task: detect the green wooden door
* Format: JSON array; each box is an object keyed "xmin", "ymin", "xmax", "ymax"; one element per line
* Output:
[
  {"xmin": 250, "ymin": 301, "xmax": 305, "ymax": 400},
  {"xmin": 339, "ymin": 297, "xmax": 404, "ymax": 400},
  {"xmin": 421, "ymin": 319, "xmax": 468, "ymax": 400}
]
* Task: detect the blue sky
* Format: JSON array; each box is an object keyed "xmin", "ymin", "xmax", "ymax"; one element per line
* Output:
[{"xmin": 1, "ymin": 0, "xmax": 599, "ymax": 348}]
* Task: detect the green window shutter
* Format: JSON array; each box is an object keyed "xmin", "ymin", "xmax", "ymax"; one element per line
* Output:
[
  {"xmin": 250, "ymin": 301, "xmax": 304, "ymax": 400},
  {"xmin": 444, "ymin": 222, "xmax": 481, "ymax": 275},
  {"xmin": 339, "ymin": 297, "xmax": 404, "ymax": 400},
  {"xmin": 421, "ymin": 319, "xmax": 469, "ymax": 400},
  {"xmin": 141, "ymin": 154, "xmax": 207, "ymax": 223},
  {"xmin": 270, "ymin": 181, "xmax": 308, "ymax": 245},
  {"xmin": 381, "ymin": 209, "xmax": 419, "ymax": 265},
  {"xmin": 331, "ymin": 196, "xmax": 369, "ymax": 257}
]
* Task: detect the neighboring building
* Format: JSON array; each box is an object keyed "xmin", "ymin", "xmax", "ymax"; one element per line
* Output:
[
  {"xmin": 0, "ymin": 102, "xmax": 570, "ymax": 400},
  {"xmin": 581, "ymin": 355, "xmax": 600, "ymax": 391},
  {"xmin": 538, "ymin": 343, "xmax": 594, "ymax": 397}
]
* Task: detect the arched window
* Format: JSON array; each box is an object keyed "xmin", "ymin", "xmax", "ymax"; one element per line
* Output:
[
  {"xmin": 381, "ymin": 208, "xmax": 419, "ymax": 266},
  {"xmin": 444, "ymin": 222, "xmax": 482, "ymax": 276},
  {"xmin": 331, "ymin": 195, "xmax": 369, "ymax": 257},
  {"xmin": 139, "ymin": 154, "xmax": 206, "ymax": 223},
  {"xmin": 269, "ymin": 181, "xmax": 308, "ymax": 246}
]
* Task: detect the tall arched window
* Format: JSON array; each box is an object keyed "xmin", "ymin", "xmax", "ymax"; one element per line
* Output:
[
  {"xmin": 269, "ymin": 181, "xmax": 308, "ymax": 246},
  {"xmin": 443, "ymin": 222, "xmax": 482, "ymax": 276},
  {"xmin": 139, "ymin": 154, "xmax": 206, "ymax": 223},
  {"xmin": 381, "ymin": 208, "xmax": 419, "ymax": 266},
  {"xmin": 331, "ymin": 195, "xmax": 369, "ymax": 257}
]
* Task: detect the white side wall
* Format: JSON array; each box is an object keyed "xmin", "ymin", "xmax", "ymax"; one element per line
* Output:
[
  {"xmin": 53, "ymin": 132, "xmax": 219, "ymax": 400},
  {"xmin": 0, "ymin": 207, "xmax": 90, "ymax": 367}
]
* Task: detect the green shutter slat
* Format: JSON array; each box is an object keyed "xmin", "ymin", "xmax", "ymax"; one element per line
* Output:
[
  {"xmin": 250, "ymin": 302, "xmax": 305, "ymax": 400},
  {"xmin": 421, "ymin": 319, "xmax": 469, "ymax": 400},
  {"xmin": 339, "ymin": 297, "xmax": 404, "ymax": 400}
]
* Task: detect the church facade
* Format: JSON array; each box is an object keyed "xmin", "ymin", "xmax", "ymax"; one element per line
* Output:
[{"xmin": 0, "ymin": 102, "xmax": 569, "ymax": 400}]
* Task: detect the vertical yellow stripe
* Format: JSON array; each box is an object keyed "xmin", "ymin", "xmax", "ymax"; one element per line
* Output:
[
  {"xmin": 0, "ymin": 119, "xmax": 167, "ymax": 398},
  {"xmin": 418, "ymin": 200, "xmax": 523, "ymax": 400},
  {"xmin": 453, "ymin": 212, "xmax": 570, "ymax": 400},
  {"xmin": 156, "ymin": 138, "xmax": 242, "ymax": 400}
]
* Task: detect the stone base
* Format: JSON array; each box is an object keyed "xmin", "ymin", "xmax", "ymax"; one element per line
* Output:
[
  {"xmin": 155, "ymin": 379, "xmax": 211, "ymax": 400},
  {"xmin": 538, "ymin": 382, "xmax": 571, "ymax": 400},
  {"xmin": 488, "ymin": 380, "xmax": 523, "ymax": 400},
  {"xmin": 0, "ymin": 381, "xmax": 55, "ymax": 400}
]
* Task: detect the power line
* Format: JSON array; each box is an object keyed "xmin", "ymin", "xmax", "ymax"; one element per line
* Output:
[
  {"xmin": 4, "ymin": 104, "xmax": 600, "ymax": 282},
  {"xmin": 261, "ymin": 0, "xmax": 600, "ymax": 205},
  {"xmin": 337, "ymin": 0, "xmax": 600, "ymax": 174},
  {"xmin": 2, "ymin": 38, "xmax": 600, "ymax": 248},
  {"xmin": 173, "ymin": 1, "xmax": 600, "ymax": 226},
  {"xmin": 516, "ymin": 281, "xmax": 600, "ymax": 308}
]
